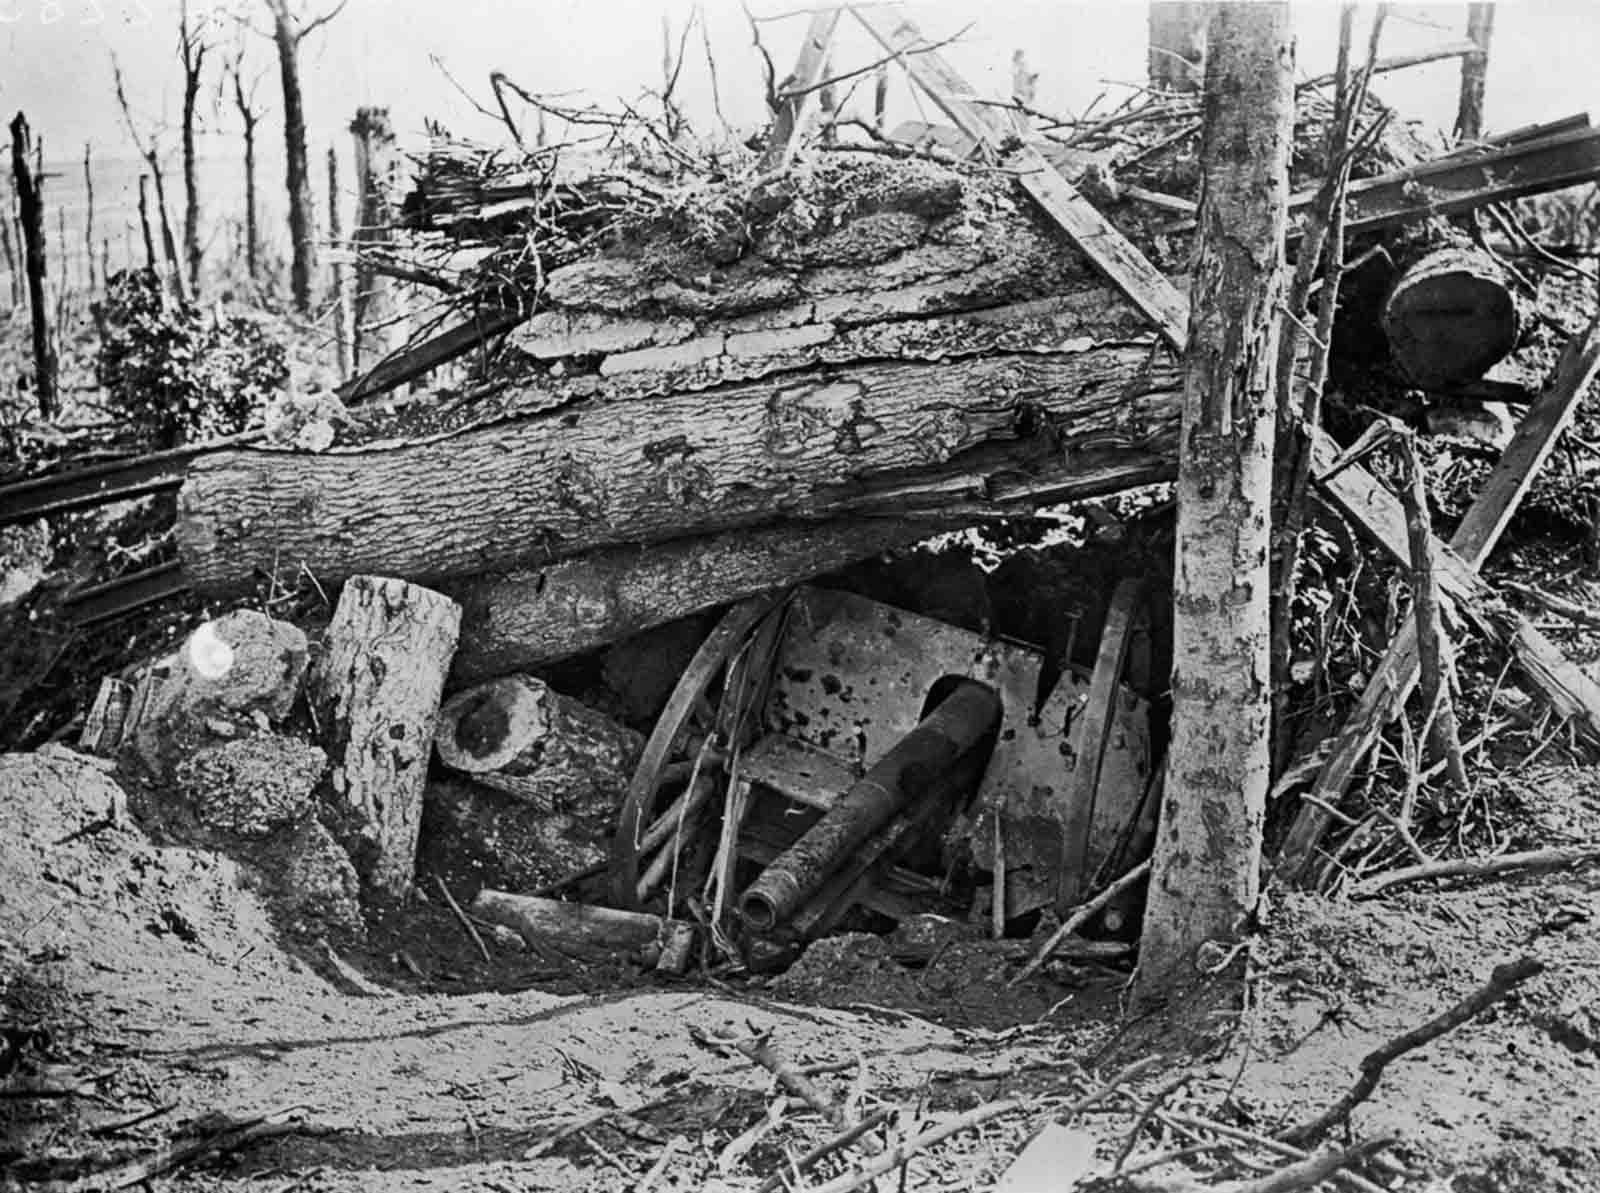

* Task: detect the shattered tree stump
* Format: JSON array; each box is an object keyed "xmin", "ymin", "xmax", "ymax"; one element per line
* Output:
[
  {"xmin": 311, "ymin": 575, "xmax": 462, "ymax": 896},
  {"xmin": 433, "ymin": 674, "xmax": 642, "ymax": 810}
]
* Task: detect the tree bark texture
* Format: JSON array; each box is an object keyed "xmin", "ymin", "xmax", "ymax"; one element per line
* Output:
[
  {"xmin": 442, "ymin": 516, "xmax": 961, "ymax": 683},
  {"xmin": 328, "ymin": 145, "xmax": 350, "ymax": 380},
  {"xmin": 309, "ymin": 576, "xmax": 461, "ymax": 897},
  {"xmin": 1138, "ymin": 2, "xmax": 1294, "ymax": 997},
  {"xmin": 433, "ymin": 674, "xmax": 642, "ymax": 812},
  {"xmin": 9, "ymin": 114, "xmax": 57, "ymax": 420},
  {"xmin": 350, "ymin": 106, "xmax": 399, "ymax": 369},
  {"xmin": 269, "ymin": 2, "xmax": 318, "ymax": 313}
]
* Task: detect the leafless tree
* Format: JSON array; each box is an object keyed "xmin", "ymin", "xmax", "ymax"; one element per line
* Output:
[{"xmin": 262, "ymin": 0, "xmax": 348, "ymax": 313}]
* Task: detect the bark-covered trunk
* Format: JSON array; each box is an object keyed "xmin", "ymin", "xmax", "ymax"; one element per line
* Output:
[
  {"xmin": 1148, "ymin": 1, "xmax": 1209, "ymax": 92},
  {"xmin": 269, "ymin": 4, "xmax": 317, "ymax": 313},
  {"xmin": 1136, "ymin": 2, "xmax": 1293, "ymax": 1000},
  {"xmin": 9, "ymin": 114, "xmax": 57, "ymax": 420},
  {"xmin": 350, "ymin": 106, "xmax": 398, "ymax": 369},
  {"xmin": 176, "ymin": 334, "xmax": 1182, "ymax": 595}
]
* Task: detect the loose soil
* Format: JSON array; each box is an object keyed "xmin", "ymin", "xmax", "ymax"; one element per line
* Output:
[{"xmin": 3, "ymin": 744, "xmax": 1598, "ymax": 1192}]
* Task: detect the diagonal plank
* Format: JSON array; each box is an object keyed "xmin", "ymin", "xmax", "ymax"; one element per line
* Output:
[
  {"xmin": 850, "ymin": 4, "xmax": 1600, "ymax": 882},
  {"xmin": 1276, "ymin": 318, "xmax": 1600, "ymax": 883},
  {"xmin": 760, "ymin": 7, "xmax": 844, "ymax": 171},
  {"xmin": 848, "ymin": 5, "xmax": 1190, "ymax": 350}
]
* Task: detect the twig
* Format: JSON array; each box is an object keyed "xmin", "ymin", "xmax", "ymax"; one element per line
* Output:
[
  {"xmin": 1010, "ymin": 860, "xmax": 1151, "ymax": 986},
  {"xmin": 692, "ymin": 1024, "xmax": 883, "ymax": 1154},
  {"xmin": 1160, "ymin": 1110, "xmax": 1390, "ymax": 1193},
  {"xmin": 755, "ymin": 1107, "xmax": 896, "ymax": 1193},
  {"xmin": 807, "ymin": 1099, "xmax": 1026, "ymax": 1193},
  {"xmin": 637, "ymin": 1134, "xmax": 684, "ymax": 1193},
  {"xmin": 1204, "ymin": 1137, "xmax": 1396, "ymax": 1193},
  {"xmin": 434, "ymin": 874, "xmax": 492, "ymax": 964},
  {"xmin": 1112, "ymin": 1073, "xmax": 1190, "ymax": 1173},
  {"xmin": 1353, "ymin": 843, "xmax": 1600, "ymax": 898},
  {"xmin": 1280, "ymin": 956, "xmax": 1544, "ymax": 1147}
]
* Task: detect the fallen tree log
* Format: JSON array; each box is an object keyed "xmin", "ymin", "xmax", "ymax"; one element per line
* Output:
[
  {"xmin": 433, "ymin": 674, "xmax": 641, "ymax": 811},
  {"xmin": 176, "ymin": 339, "xmax": 1182, "ymax": 595},
  {"xmin": 442, "ymin": 515, "xmax": 963, "ymax": 682}
]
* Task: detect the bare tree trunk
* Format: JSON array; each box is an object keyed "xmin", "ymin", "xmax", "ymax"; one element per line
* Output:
[
  {"xmin": 327, "ymin": 145, "xmax": 350, "ymax": 380},
  {"xmin": 150, "ymin": 162, "xmax": 187, "ymax": 302},
  {"xmin": 231, "ymin": 66, "xmax": 261, "ymax": 283},
  {"xmin": 82, "ymin": 142, "xmax": 96, "ymax": 294},
  {"xmin": 10, "ymin": 113, "xmax": 58, "ymax": 419},
  {"xmin": 267, "ymin": 2, "xmax": 318, "ymax": 313},
  {"xmin": 1148, "ymin": 1, "xmax": 1209, "ymax": 92},
  {"xmin": 1136, "ymin": 2, "xmax": 1293, "ymax": 1001},
  {"xmin": 137, "ymin": 174, "xmax": 157, "ymax": 270},
  {"xmin": 179, "ymin": 0, "xmax": 207, "ymax": 291},
  {"xmin": 350, "ymin": 106, "xmax": 398, "ymax": 369},
  {"xmin": 1454, "ymin": 2, "xmax": 1495, "ymax": 143}
]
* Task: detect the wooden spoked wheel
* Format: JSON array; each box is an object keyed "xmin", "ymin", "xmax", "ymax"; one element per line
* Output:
[{"xmin": 608, "ymin": 593, "xmax": 785, "ymax": 912}]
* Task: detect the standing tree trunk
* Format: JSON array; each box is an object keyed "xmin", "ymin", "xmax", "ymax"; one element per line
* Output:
[
  {"xmin": 350, "ymin": 106, "xmax": 398, "ymax": 369},
  {"xmin": 1136, "ymin": 2, "xmax": 1294, "ymax": 1001},
  {"xmin": 230, "ymin": 60, "xmax": 261, "ymax": 284},
  {"xmin": 327, "ymin": 145, "xmax": 350, "ymax": 379},
  {"xmin": 1454, "ymin": 2, "xmax": 1495, "ymax": 144},
  {"xmin": 266, "ymin": 0, "xmax": 318, "ymax": 313},
  {"xmin": 1148, "ymin": 1, "xmax": 1210, "ymax": 92},
  {"xmin": 178, "ymin": 0, "xmax": 207, "ymax": 291},
  {"xmin": 82, "ymin": 142, "xmax": 96, "ymax": 293},
  {"xmin": 150, "ymin": 163, "xmax": 187, "ymax": 302},
  {"xmin": 136, "ymin": 174, "xmax": 158, "ymax": 270},
  {"xmin": 10, "ymin": 113, "xmax": 58, "ymax": 419}
]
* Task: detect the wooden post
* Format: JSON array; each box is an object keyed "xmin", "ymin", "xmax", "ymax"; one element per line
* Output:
[
  {"xmin": 327, "ymin": 144, "xmax": 350, "ymax": 380},
  {"xmin": 310, "ymin": 576, "xmax": 462, "ymax": 898},
  {"xmin": 1137, "ymin": 1, "xmax": 1294, "ymax": 999},
  {"xmin": 350, "ymin": 106, "xmax": 399, "ymax": 370},
  {"xmin": 10, "ymin": 113, "xmax": 58, "ymax": 420},
  {"xmin": 1454, "ymin": 2, "xmax": 1495, "ymax": 143}
]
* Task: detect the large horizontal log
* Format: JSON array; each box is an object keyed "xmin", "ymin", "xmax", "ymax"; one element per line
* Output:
[
  {"xmin": 442, "ymin": 515, "xmax": 963, "ymax": 683},
  {"xmin": 176, "ymin": 341, "xmax": 1183, "ymax": 596}
]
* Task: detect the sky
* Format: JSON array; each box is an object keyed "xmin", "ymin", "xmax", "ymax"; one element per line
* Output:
[{"xmin": 4, "ymin": 0, "xmax": 1599, "ymax": 169}]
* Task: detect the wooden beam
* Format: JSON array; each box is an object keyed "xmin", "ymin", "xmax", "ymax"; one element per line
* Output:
[
  {"xmin": 760, "ymin": 8, "xmax": 843, "ymax": 171},
  {"xmin": 1293, "ymin": 124, "xmax": 1600, "ymax": 236}
]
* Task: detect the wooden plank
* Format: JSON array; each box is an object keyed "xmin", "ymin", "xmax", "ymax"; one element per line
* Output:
[
  {"xmin": 1451, "ymin": 320, "xmax": 1600, "ymax": 563},
  {"xmin": 760, "ymin": 8, "xmax": 843, "ymax": 171},
  {"xmin": 849, "ymin": 4, "xmax": 1190, "ymax": 350}
]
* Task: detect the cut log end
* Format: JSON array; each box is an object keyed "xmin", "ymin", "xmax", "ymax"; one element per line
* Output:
[
  {"xmin": 1382, "ymin": 247, "xmax": 1521, "ymax": 389},
  {"xmin": 434, "ymin": 676, "xmax": 551, "ymax": 774}
]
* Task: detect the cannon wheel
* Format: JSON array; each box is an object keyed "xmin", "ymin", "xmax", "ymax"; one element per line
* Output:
[{"xmin": 608, "ymin": 593, "xmax": 785, "ymax": 911}]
